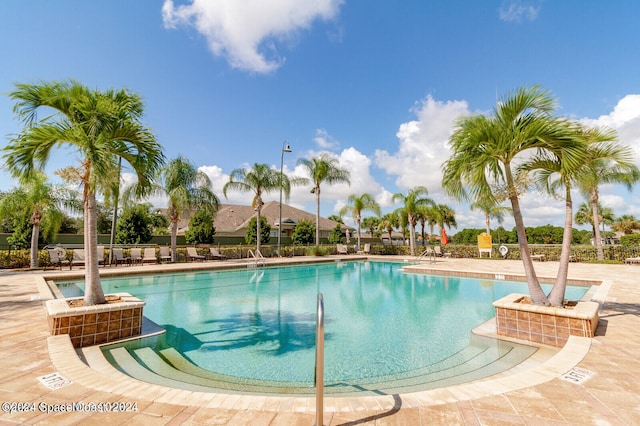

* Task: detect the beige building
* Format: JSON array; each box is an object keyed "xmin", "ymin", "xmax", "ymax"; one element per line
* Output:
[{"xmin": 167, "ymin": 201, "xmax": 353, "ymax": 239}]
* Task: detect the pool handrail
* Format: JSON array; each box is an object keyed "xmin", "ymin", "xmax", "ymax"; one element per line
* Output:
[{"xmin": 315, "ymin": 292, "xmax": 325, "ymax": 426}]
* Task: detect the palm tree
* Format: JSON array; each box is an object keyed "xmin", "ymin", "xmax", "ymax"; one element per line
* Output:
[
  {"xmin": 576, "ymin": 202, "xmax": 615, "ymax": 241},
  {"xmin": 378, "ymin": 212, "xmax": 399, "ymax": 244},
  {"xmin": 522, "ymin": 135, "xmax": 587, "ymax": 306},
  {"xmin": 151, "ymin": 156, "xmax": 219, "ymax": 261},
  {"xmin": 612, "ymin": 215, "xmax": 640, "ymax": 235},
  {"xmin": 0, "ymin": 172, "xmax": 79, "ymax": 268},
  {"xmin": 339, "ymin": 193, "xmax": 381, "ymax": 250},
  {"xmin": 297, "ymin": 154, "xmax": 350, "ymax": 246},
  {"xmin": 470, "ymin": 196, "xmax": 510, "ymax": 235},
  {"xmin": 575, "ymin": 126, "xmax": 639, "ymax": 260},
  {"xmin": 223, "ymin": 163, "xmax": 293, "ymax": 255},
  {"xmin": 434, "ymin": 203, "xmax": 457, "ymax": 241},
  {"xmin": 442, "ymin": 85, "xmax": 581, "ymax": 306},
  {"xmin": 392, "ymin": 186, "xmax": 435, "ymax": 256},
  {"xmin": 3, "ymin": 79, "xmax": 164, "ymax": 305}
]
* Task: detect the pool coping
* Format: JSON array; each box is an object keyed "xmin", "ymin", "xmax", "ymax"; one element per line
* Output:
[{"xmin": 41, "ymin": 257, "xmax": 602, "ymax": 412}]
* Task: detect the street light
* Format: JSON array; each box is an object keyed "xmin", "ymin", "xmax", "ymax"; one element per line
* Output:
[{"xmin": 277, "ymin": 141, "xmax": 292, "ymax": 257}]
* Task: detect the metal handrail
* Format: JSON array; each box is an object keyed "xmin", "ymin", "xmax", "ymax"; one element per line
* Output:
[
  {"xmin": 246, "ymin": 249, "xmax": 265, "ymax": 268},
  {"xmin": 315, "ymin": 293, "xmax": 325, "ymax": 426},
  {"xmin": 415, "ymin": 248, "xmax": 436, "ymax": 263}
]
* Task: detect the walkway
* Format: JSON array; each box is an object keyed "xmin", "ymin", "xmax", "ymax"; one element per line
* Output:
[{"xmin": 1, "ymin": 257, "xmax": 639, "ymax": 424}]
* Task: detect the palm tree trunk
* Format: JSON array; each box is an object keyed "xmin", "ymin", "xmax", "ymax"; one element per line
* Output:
[
  {"xmin": 84, "ymin": 191, "xmax": 106, "ymax": 305},
  {"xmin": 30, "ymin": 223, "xmax": 40, "ymax": 269},
  {"xmin": 549, "ymin": 185, "xmax": 573, "ymax": 306},
  {"xmin": 315, "ymin": 188, "xmax": 321, "ymax": 246},
  {"xmin": 591, "ymin": 190, "xmax": 604, "ymax": 261},
  {"xmin": 485, "ymin": 212, "xmax": 491, "ymax": 235},
  {"xmin": 408, "ymin": 213, "xmax": 417, "ymax": 256},
  {"xmin": 170, "ymin": 220, "xmax": 178, "ymax": 262},
  {"xmin": 356, "ymin": 215, "xmax": 362, "ymax": 250},
  {"xmin": 505, "ymin": 165, "xmax": 548, "ymax": 305},
  {"xmin": 256, "ymin": 207, "xmax": 262, "ymax": 255}
]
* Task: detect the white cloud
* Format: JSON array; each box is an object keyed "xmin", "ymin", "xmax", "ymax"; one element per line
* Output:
[
  {"xmin": 499, "ymin": 1, "xmax": 540, "ymax": 23},
  {"xmin": 374, "ymin": 95, "xmax": 470, "ymax": 195},
  {"xmin": 162, "ymin": 0, "xmax": 344, "ymax": 73},
  {"xmin": 313, "ymin": 128, "xmax": 340, "ymax": 150}
]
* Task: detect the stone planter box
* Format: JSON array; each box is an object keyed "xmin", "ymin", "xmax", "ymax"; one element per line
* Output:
[
  {"xmin": 493, "ymin": 293, "xmax": 599, "ymax": 347},
  {"xmin": 45, "ymin": 293, "xmax": 144, "ymax": 348}
]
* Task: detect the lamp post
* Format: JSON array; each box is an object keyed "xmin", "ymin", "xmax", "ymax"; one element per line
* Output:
[{"xmin": 278, "ymin": 141, "xmax": 292, "ymax": 257}]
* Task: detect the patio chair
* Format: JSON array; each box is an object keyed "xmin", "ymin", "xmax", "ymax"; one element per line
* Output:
[
  {"xmin": 130, "ymin": 248, "xmax": 143, "ymax": 265},
  {"xmin": 356, "ymin": 243, "xmax": 370, "ymax": 255},
  {"xmin": 142, "ymin": 247, "xmax": 157, "ymax": 264},
  {"xmin": 47, "ymin": 248, "xmax": 70, "ymax": 270},
  {"xmin": 112, "ymin": 248, "xmax": 130, "ymax": 266},
  {"xmin": 624, "ymin": 256, "xmax": 640, "ymax": 264},
  {"xmin": 208, "ymin": 247, "xmax": 228, "ymax": 260},
  {"xmin": 159, "ymin": 246, "xmax": 172, "ymax": 263},
  {"xmin": 97, "ymin": 245, "xmax": 105, "ymax": 266},
  {"xmin": 71, "ymin": 249, "xmax": 85, "ymax": 269},
  {"xmin": 336, "ymin": 244, "xmax": 348, "ymax": 255},
  {"xmin": 187, "ymin": 247, "xmax": 205, "ymax": 262}
]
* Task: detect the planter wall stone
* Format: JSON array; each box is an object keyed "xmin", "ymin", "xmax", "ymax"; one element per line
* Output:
[
  {"xmin": 493, "ymin": 293, "xmax": 599, "ymax": 347},
  {"xmin": 45, "ymin": 293, "xmax": 144, "ymax": 348}
]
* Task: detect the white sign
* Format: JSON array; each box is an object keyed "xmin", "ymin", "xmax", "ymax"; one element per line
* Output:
[{"xmin": 37, "ymin": 372, "xmax": 72, "ymax": 390}]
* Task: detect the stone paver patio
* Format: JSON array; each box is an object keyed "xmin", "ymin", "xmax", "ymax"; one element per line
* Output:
[{"xmin": 1, "ymin": 256, "xmax": 639, "ymax": 425}]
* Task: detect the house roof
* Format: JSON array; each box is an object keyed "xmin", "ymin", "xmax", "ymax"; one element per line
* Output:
[{"xmin": 160, "ymin": 201, "xmax": 353, "ymax": 235}]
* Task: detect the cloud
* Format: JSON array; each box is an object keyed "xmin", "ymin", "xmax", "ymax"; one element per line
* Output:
[
  {"xmin": 313, "ymin": 128, "xmax": 340, "ymax": 150},
  {"xmin": 374, "ymin": 95, "xmax": 470, "ymax": 196},
  {"xmin": 498, "ymin": 1, "xmax": 540, "ymax": 23},
  {"xmin": 162, "ymin": 0, "xmax": 344, "ymax": 73}
]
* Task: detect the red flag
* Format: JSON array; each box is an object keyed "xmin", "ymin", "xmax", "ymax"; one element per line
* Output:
[{"xmin": 441, "ymin": 228, "xmax": 449, "ymax": 245}]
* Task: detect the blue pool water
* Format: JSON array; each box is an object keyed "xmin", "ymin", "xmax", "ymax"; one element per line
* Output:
[{"xmin": 57, "ymin": 261, "xmax": 588, "ymax": 392}]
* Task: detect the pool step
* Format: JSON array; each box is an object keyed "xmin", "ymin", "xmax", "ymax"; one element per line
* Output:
[{"xmin": 107, "ymin": 336, "xmax": 537, "ymax": 396}]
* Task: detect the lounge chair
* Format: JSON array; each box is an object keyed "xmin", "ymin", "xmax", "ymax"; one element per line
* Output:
[
  {"xmin": 112, "ymin": 248, "xmax": 130, "ymax": 266},
  {"xmin": 159, "ymin": 246, "xmax": 172, "ymax": 263},
  {"xmin": 187, "ymin": 247, "xmax": 205, "ymax": 262},
  {"xmin": 336, "ymin": 244, "xmax": 348, "ymax": 255},
  {"xmin": 71, "ymin": 249, "xmax": 85, "ymax": 269},
  {"xmin": 130, "ymin": 248, "xmax": 143, "ymax": 265},
  {"xmin": 208, "ymin": 247, "xmax": 227, "ymax": 260},
  {"xmin": 97, "ymin": 245, "xmax": 105, "ymax": 266},
  {"xmin": 142, "ymin": 247, "xmax": 157, "ymax": 264},
  {"xmin": 433, "ymin": 246, "xmax": 452, "ymax": 258},
  {"xmin": 356, "ymin": 243, "xmax": 370, "ymax": 255},
  {"xmin": 530, "ymin": 254, "xmax": 546, "ymax": 261},
  {"xmin": 47, "ymin": 248, "xmax": 70, "ymax": 270},
  {"xmin": 624, "ymin": 256, "xmax": 640, "ymax": 264}
]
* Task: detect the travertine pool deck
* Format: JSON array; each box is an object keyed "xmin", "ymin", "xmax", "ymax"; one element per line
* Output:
[{"xmin": 1, "ymin": 256, "xmax": 639, "ymax": 424}]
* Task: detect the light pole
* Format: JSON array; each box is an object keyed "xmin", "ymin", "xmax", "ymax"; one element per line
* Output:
[{"xmin": 277, "ymin": 141, "xmax": 291, "ymax": 257}]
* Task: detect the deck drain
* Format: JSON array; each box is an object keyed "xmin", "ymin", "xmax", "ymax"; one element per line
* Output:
[{"xmin": 561, "ymin": 367, "xmax": 593, "ymax": 385}]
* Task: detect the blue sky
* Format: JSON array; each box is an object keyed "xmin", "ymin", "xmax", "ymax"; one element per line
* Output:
[{"xmin": 1, "ymin": 1, "xmax": 640, "ymax": 233}]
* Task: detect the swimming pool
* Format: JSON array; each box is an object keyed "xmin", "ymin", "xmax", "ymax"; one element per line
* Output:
[{"xmin": 57, "ymin": 261, "xmax": 589, "ymax": 395}]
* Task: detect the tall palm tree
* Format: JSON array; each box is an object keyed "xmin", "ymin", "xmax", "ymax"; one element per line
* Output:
[
  {"xmin": 152, "ymin": 156, "xmax": 219, "ymax": 261},
  {"xmin": 575, "ymin": 126, "xmax": 639, "ymax": 260},
  {"xmin": 392, "ymin": 186, "xmax": 435, "ymax": 256},
  {"xmin": 339, "ymin": 193, "xmax": 381, "ymax": 250},
  {"xmin": 0, "ymin": 172, "xmax": 79, "ymax": 268},
  {"xmin": 297, "ymin": 154, "xmax": 350, "ymax": 246},
  {"xmin": 522, "ymin": 135, "xmax": 587, "ymax": 306},
  {"xmin": 442, "ymin": 85, "xmax": 581, "ymax": 306},
  {"xmin": 223, "ymin": 163, "xmax": 293, "ymax": 255},
  {"xmin": 3, "ymin": 79, "xmax": 164, "ymax": 305}
]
